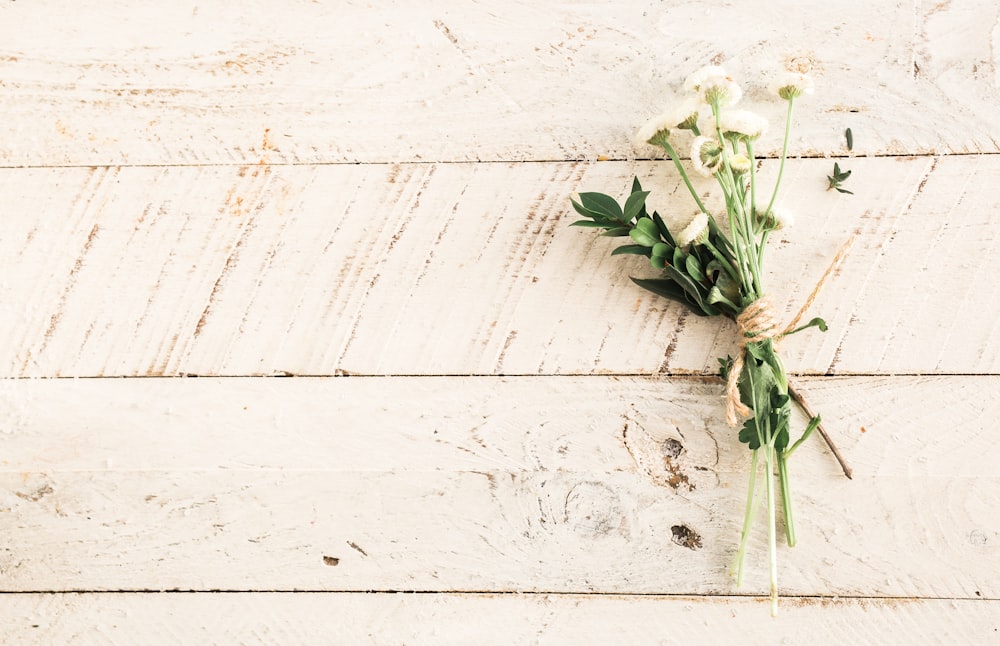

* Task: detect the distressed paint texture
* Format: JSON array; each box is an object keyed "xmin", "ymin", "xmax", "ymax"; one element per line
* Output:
[
  {"xmin": 0, "ymin": 376, "xmax": 997, "ymax": 600},
  {"xmin": 1, "ymin": 1, "xmax": 999, "ymax": 165},
  {"xmin": 2, "ymin": 0, "xmax": 998, "ymax": 640},
  {"xmin": 2, "ymin": 156, "xmax": 999, "ymax": 377}
]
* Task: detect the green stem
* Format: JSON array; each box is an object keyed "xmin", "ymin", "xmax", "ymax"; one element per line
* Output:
[
  {"xmin": 658, "ymin": 138, "xmax": 710, "ymax": 217},
  {"xmin": 778, "ymin": 452, "xmax": 796, "ymax": 547},
  {"xmin": 735, "ymin": 449, "xmax": 760, "ymax": 587},
  {"xmin": 703, "ymin": 233, "xmax": 739, "ymax": 282},
  {"xmin": 784, "ymin": 414, "xmax": 822, "ymax": 460},
  {"xmin": 747, "ymin": 139, "xmax": 758, "ymax": 224},
  {"xmin": 765, "ymin": 98, "xmax": 795, "ymax": 217},
  {"xmin": 764, "ymin": 442, "xmax": 779, "ymax": 617}
]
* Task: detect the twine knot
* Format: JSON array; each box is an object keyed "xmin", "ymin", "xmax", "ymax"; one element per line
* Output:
[{"xmin": 725, "ymin": 295, "xmax": 784, "ymax": 426}]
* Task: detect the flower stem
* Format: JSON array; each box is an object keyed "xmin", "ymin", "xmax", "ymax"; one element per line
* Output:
[
  {"xmin": 765, "ymin": 98, "xmax": 795, "ymax": 217},
  {"xmin": 658, "ymin": 139, "xmax": 710, "ymax": 216},
  {"xmin": 735, "ymin": 449, "xmax": 760, "ymax": 587},
  {"xmin": 703, "ymin": 237, "xmax": 740, "ymax": 282},
  {"xmin": 778, "ymin": 452, "xmax": 796, "ymax": 547},
  {"xmin": 764, "ymin": 443, "xmax": 779, "ymax": 617}
]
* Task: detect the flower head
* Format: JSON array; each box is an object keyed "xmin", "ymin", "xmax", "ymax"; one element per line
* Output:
[
  {"xmin": 634, "ymin": 97, "xmax": 704, "ymax": 148},
  {"xmin": 774, "ymin": 71, "xmax": 814, "ymax": 100},
  {"xmin": 684, "ymin": 65, "xmax": 728, "ymax": 92},
  {"xmin": 728, "ymin": 152, "xmax": 751, "ymax": 175},
  {"xmin": 691, "ymin": 136, "xmax": 723, "ymax": 176},
  {"xmin": 634, "ymin": 114, "xmax": 675, "ymax": 148},
  {"xmin": 715, "ymin": 109, "xmax": 769, "ymax": 141},
  {"xmin": 674, "ymin": 212, "xmax": 710, "ymax": 247},
  {"xmin": 666, "ymin": 96, "xmax": 702, "ymax": 131},
  {"xmin": 757, "ymin": 205, "xmax": 795, "ymax": 230},
  {"xmin": 685, "ymin": 65, "xmax": 742, "ymax": 107}
]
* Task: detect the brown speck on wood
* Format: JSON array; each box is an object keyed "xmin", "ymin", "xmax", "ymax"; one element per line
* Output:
[
  {"xmin": 15, "ymin": 483, "xmax": 54, "ymax": 503},
  {"xmin": 662, "ymin": 439, "xmax": 694, "ymax": 492},
  {"xmin": 322, "ymin": 556, "xmax": 340, "ymax": 566},
  {"xmin": 347, "ymin": 541, "xmax": 368, "ymax": 557},
  {"xmin": 670, "ymin": 524, "xmax": 703, "ymax": 550}
]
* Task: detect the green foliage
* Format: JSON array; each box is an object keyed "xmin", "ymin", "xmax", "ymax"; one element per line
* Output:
[{"xmin": 827, "ymin": 162, "xmax": 853, "ymax": 194}]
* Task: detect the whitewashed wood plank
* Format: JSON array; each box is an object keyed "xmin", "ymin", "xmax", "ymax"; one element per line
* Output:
[
  {"xmin": 2, "ymin": 156, "xmax": 997, "ymax": 377},
  {"xmin": 0, "ymin": 593, "xmax": 996, "ymax": 645},
  {"xmin": 0, "ymin": 376, "xmax": 996, "ymax": 598},
  {"xmin": 1, "ymin": 1, "xmax": 998, "ymax": 165},
  {"xmin": 0, "ymin": 376, "xmax": 993, "ymax": 479}
]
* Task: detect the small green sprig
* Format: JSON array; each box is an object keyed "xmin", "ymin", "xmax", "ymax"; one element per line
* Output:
[{"xmin": 827, "ymin": 162, "xmax": 853, "ymax": 194}]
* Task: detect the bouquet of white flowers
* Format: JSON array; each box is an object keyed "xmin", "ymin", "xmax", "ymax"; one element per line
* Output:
[{"xmin": 571, "ymin": 65, "xmax": 851, "ymax": 615}]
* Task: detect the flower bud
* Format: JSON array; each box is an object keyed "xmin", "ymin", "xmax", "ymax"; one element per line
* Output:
[
  {"xmin": 774, "ymin": 71, "xmax": 815, "ymax": 100},
  {"xmin": 691, "ymin": 136, "xmax": 723, "ymax": 177},
  {"xmin": 729, "ymin": 152, "xmax": 751, "ymax": 175},
  {"xmin": 674, "ymin": 213, "xmax": 710, "ymax": 247}
]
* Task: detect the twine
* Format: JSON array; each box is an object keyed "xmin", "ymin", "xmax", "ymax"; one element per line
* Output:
[{"xmin": 724, "ymin": 232, "xmax": 858, "ymax": 427}]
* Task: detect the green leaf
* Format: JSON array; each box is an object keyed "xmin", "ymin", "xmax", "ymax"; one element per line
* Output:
[
  {"xmin": 661, "ymin": 264, "xmax": 719, "ymax": 316},
  {"xmin": 610, "ymin": 244, "xmax": 652, "ymax": 257},
  {"xmin": 630, "ymin": 277, "xmax": 715, "ymax": 316},
  {"xmin": 600, "ymin": 226, "xmax": 632, "ymax": 237},
  {"xmin": 651, "ymin": 242, "xmax": 670, "ymax": 258},
  {"xmin": 631, "ymin": 176, "xmax": 643, "ymax": 194},
  {"xmin": 569, "ymin": 220, "xmax": 612, "ymax": 228},
  {"xmin": 835, "ymin": 187, "xmax": 854, "ymax": 195},
  {"xmin": 739, "ymin": 419, "xmax": 761, "ymax": 450},
  {"xmin": 651, "ymin": 255, "xmax": 666, "ymax": 269},
  {"xmin": 630, "ymin": 277, "xmax": 699, "ymax": 311},
  {"xmin": 629, "ymin": 228, "xmax": 659, "ymax": 247},
  {"xmin": 845, "ymin": 128, "xmax": 853, "ymax": 151},
  {"xmin": 579, "ymin": 192, "xmax": 624, "ymax": 222},
  {"xmin": 635, "ymin": 217, "xmax": 660, "ymax": 240},
  {"xmin": 745, "ymin": 340, "xmax": 768, "ymax": 361},
  {"xmin": 784, "ymin": 317, "xmax": 828, "ymax": 336},
  {"xmin": 672, "ymin": 246, "xmax": 686, "ymax": 269},
  {"xmin": 685, "ymin": 253, "xmax": 704, "ymax": 282},
  {"xmin": 623, "ymin": 190, "xmax": 651, "ymax": 223},
  {"xmin": 652, "ymin": 212, "xmax": 676, "ymax": 246},
  {"xmin": 569, "ymin": 198, "xmax": 598, "ymax": 218}
]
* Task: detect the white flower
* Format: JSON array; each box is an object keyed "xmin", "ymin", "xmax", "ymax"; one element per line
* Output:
[
  {"xmin": 674, "ymin": 213, "xmax": 710, "ymax": 246},
  {"xmin": 771, "ymin": 207, "xmax": 795, "ymax": 229},
  {"xmin": 757, "ymin": 205, "xmax": 795, "ymax": 230},
  {"xmin": 728, "ymin": 152, "xmax": 751, "ymax": 174},
  {"xmin": 634, "ymin": 97, "xmax": 704, "ymax": 148},
  {"xmin": 684, "ymin": 65, "xmax": 728, "ymax": 92},
  {"xmin": 690, "ymin": 136, "xmax": 723, "ymax": 176},
  {"xmin": 665, "ymin": 96, "xmax": 702, "ymax": 131},
  {"xmin": 684, "ymin": 65, "xmax": 742, "ymax": 107},
  {"xmin": 715, "ymin": 109, "xmax": 769, "ymax": 140},
  {"xmin": 634, "ymin": 113, "xmax": 675, "ymax": 147},
  {"xmin": 773, "ymin": 71, "xmax": 815, "ymax": 100}
]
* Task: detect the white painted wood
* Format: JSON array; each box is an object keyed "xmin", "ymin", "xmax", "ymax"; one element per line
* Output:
[
  {"xmin": 0, "ymin": 593, "xmax": 996, "ymax": 644},
  {"xmin": 2, "ymin": 156, "xmax": 998, "ymax": 377},
  {"xmin": 0, "ymin": 376, "xmax": 996, "ymax": 599},
  {"xmin": 1, "ymin": 1, "xmax": 998, "ymax": 165}
]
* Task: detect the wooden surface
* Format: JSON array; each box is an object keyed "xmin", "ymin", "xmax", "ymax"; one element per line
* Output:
[{"xmin": 2, "ymin": 0, "xmax": 999, "ymax": 643}]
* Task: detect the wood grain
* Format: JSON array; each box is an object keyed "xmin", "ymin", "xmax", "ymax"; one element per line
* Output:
[
  {"xmin": 0, "ymin": 593, "xmax": 996, "ymax": 644},
  {"xmin": 1, "ymin": 376, "xmax": 996, "ymax": 598},
  {"xmin": 1, "ymin": 1, "xmax": 998, "ymax": 165},
  {"xmin": 3, "ymin": 156, "xmax": 998, "ymax": 377}
]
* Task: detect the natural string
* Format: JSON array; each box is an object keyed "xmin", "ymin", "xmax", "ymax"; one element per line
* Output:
[{"xmin": 725, "ymin": 231, "xmax": 859, "ymax": 428}]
